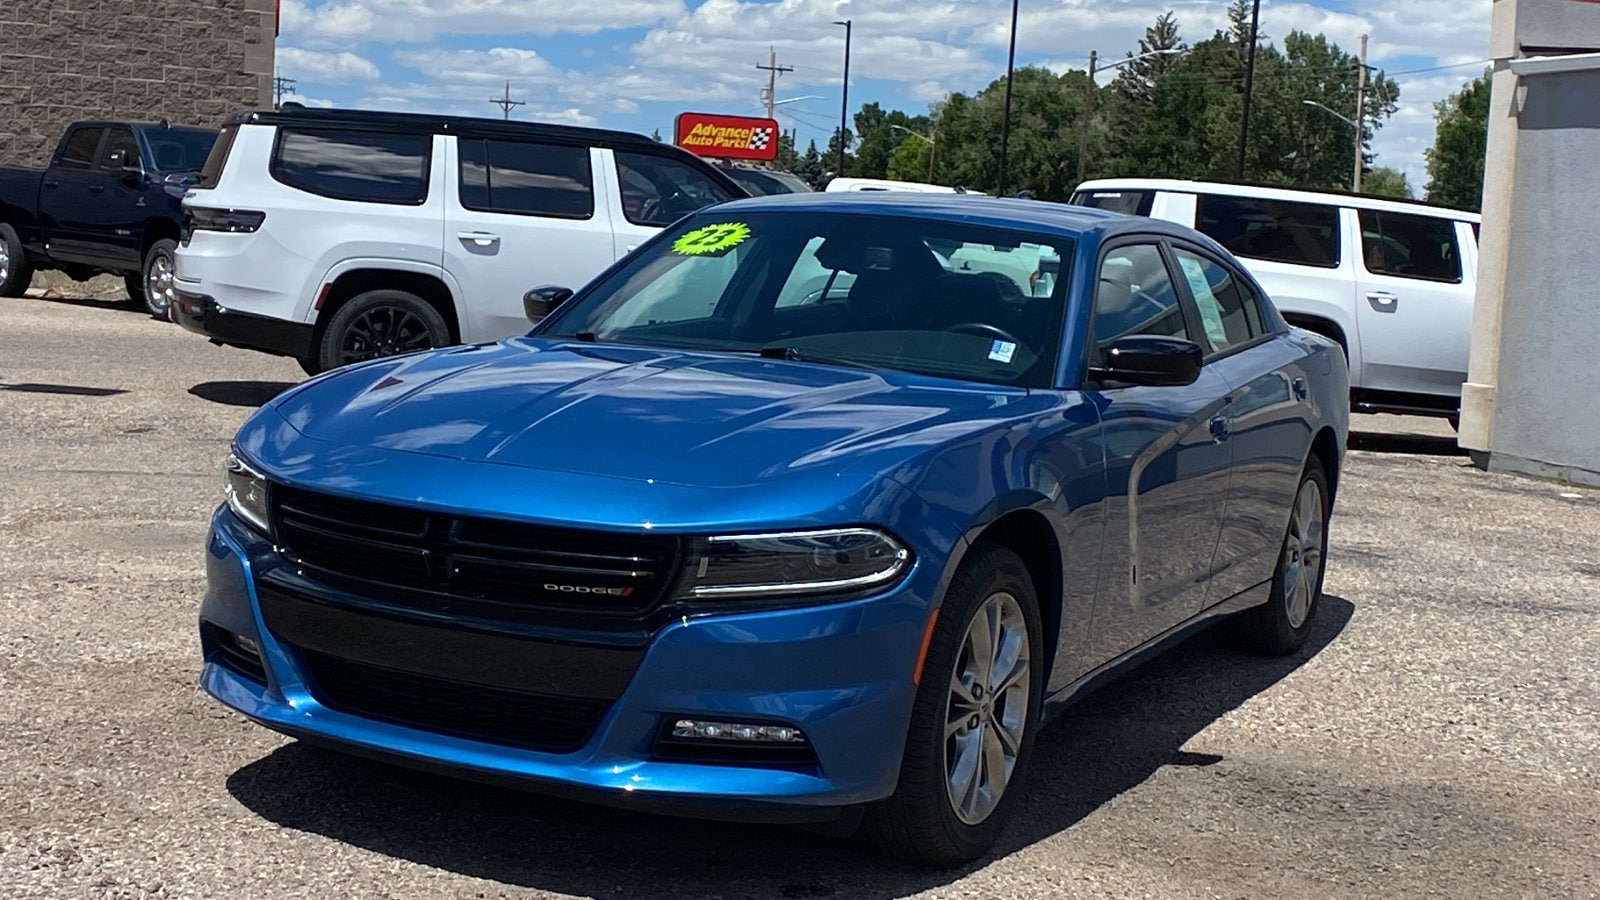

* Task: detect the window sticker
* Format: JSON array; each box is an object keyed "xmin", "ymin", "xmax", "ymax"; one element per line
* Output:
[
  {"xmin": 672, "ymin": 222, "xmax": 751, "ymax": 256},
  {"xmin": 1177, "ymin": 255, "xmax": 1229, "ymax": 347},
  {"xmin": 988, "ymin": 340, "xmax": 1017, "ymax": 364}
]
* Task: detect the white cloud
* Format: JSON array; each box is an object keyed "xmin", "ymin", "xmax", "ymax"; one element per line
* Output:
[
  {"xmin": 391, "ymin": 47, "xmax": 559, "ymax": 84},
  {"xmin": 280, "ymin": 92, "xmax": 337, "ymax": 109},
  {"xmin": 282, "ymin": 0, "xmax": 684, "ymax": 42},
  {"xmin": 276, "ymin": 46, "xmax": 381, "ymax": 82}
]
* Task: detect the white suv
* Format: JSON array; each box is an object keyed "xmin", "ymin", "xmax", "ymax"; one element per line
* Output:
[
  {"xmin": 1071, "ymin": 178, "xmax": 1481, "ymax": 424},
  {"xmin": 173, "ymin": 109, "xmax": 743, "ymax": 374}
]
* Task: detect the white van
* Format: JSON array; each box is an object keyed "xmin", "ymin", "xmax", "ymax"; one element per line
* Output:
[
  {"xmin": 172, "ymin": 108, "xmax": 744, "ymax": 374},
  {"xmin": 1070, "ymin": 178, "xmax": 1481, "ymax": 423},
  {"xmin": 824, "ymin": 177, "xmax": 985, "ymax": 195}
]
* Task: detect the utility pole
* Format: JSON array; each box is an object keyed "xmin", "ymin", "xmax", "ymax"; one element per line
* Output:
[
  {"xmin": 1076, "ymin": 50, "xmax": 1098, "ymax": 185},
  {"xmin": 272, "ymin": 74, "xmax": 296, "ymax": 108},
  {"xmin": 996, "ymin": 0, "xmax": 1020, "ymax": 194},
  {"xmin": 833, "ymin": 20, "xmax": 852, "ymax": 180},
  {"xmin": 489, "ymin": 81, "xmax": 525, "ymax": 120},
  {"xmin": 756, "ymin": 48, "xmax": 794, "ymax": 119},
  {"xmin": 1352, "ymin": 33, "xmax": 1368, "ymax": 193},
  {"xmin": 1235, "ymin": 0, "xmax": 1262, "ymax": 179}
]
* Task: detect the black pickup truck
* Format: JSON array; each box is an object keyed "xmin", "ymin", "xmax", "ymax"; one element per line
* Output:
[{"xmin": 0, "ymin": 120, "xmax": 217, "ymax": 318}]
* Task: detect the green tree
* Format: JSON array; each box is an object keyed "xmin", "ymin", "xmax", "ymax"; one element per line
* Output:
[
  {"xmin": 771, "ymin": 130, "xmax": 798, "ymax": 172},
  {"xmin": 1363, "ymin": 166, "xmax": 1414, "ymax": 199},
  {"xmin": 825, "ymin": 127, "xmax": 855, "ymax": 180},
  {"xmin": 1424, "ymin": 72, "xmax": 1491, "ymax": 209},
  {"xmin": 932, "ymin": 66, "xmax": 1091, "ymax": 198},
  {"xmin": 793, "ymin": 139, "xmax": 828, "ymax": 189}
]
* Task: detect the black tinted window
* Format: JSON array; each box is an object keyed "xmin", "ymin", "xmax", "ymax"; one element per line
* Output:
[
  {"xmin": 1197, "ymin": 195, "xmax": 1340, "ymax": 268},
  {"xmin": 271, "ymin": 128, "xmax": 429, "ymax": 204},
  {"xmin": 615, "ymin": 151, "xmax": 731, "ymax": 227},
  {"xmin": 197, "ymin": 125, "xmax": 238, "ymax": 187},
  {"xmin": 60, "ymin": 127, "xmax": 103, "ymax": 169},
  {"xmin": 458, "ymin": 139, "xmax": 593, "ymax": 218},
  {"xmin": 1071, "ymin": 189, "xmax": 1154, "ymax": 217},
  {"xmin": 1173, "ymin": 248, "xmax": 1264, "ymax": 353},
  {"xmin": 97, "ymin": 128, "xmax": 139, "ymax": 169},
  {"xmin": 1359, "ymin": 210, "xmax": 1463, "ymax": 283},
  {"xmin": 1093, "ymin": 243, "xmax": 1191, "ymax": 359},
  {"xmin": 145, "ymin": 128, "xmax": 216, "ymax": 172}
]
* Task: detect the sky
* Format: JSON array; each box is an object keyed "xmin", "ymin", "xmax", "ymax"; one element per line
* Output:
[{"xmin": 276, "ymin": 0, "xmax": 1495, "ymax": 192}]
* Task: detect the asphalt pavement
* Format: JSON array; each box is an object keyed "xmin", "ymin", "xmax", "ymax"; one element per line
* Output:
[{"xmin": 2, "ymin": 295, "xmax": 1596, "ymax": 899}]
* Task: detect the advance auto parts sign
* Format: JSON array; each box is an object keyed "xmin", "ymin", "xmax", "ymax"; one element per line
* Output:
[{"xmin": 674, "ymin": 112, "xmax": 780, "ymax": 162}]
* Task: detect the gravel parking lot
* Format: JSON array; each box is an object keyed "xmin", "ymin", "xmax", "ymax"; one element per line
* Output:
[{"xmin": 2, "ymin": 295, "xmax": 1597, "ymax": 899}]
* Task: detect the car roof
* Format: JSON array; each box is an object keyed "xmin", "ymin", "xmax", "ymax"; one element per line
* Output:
[
  {"xmin": 709, "ymin": 191, "xmax": 1201, "ymax": 244},
  {"xmin": 229, "ymin": 107, "xmax": 661, "ymax": 149},
  {"xmin": 1076, "ymin": 177, "xmax": 1482, "ymax": 221},
  {"xmin": 67, "ymin": 121, "xmax": 216, "ymax": 134}
]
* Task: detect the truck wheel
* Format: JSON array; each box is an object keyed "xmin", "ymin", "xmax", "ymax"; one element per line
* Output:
[
  {"xmin": 141, "ymin": 239, "xmax": 179, "ymax": 320},
  {"xmin": 315, "ymin": 289, "xmax": 451, "ymax": 374},
  {"xmin": 0, "ymin": 223, "xmax": 35, "ymax": 297}
]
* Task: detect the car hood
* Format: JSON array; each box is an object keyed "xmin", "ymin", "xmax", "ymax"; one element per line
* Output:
[{"xmin": 267, "ymin": 338, "xmax": 1052, "ymax": 490}]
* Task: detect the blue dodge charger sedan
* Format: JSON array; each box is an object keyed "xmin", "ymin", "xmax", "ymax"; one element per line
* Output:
[{"xmin": 200, "ymin": 193, "xmax": 1347, "ymax": 866}]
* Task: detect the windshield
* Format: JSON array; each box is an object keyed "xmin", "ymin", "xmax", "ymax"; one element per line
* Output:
[
  {"xmin": 142, "ymin": 127, "xmax": 217, "ymax": 173},
  {"xmin": 726, "ymin": 168, "xmax": 814, "ymax": 196},
  {"xmin": 539, "ymin": 211, "xmax": 1074, "ymax": 388}
]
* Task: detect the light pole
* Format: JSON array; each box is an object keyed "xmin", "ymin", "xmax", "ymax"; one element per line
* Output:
[
  {"xmin": 890, "ymin": 123, "xmax": 938, "ymax": 182},
  {"xmin": 833, "ymin": 20, "xmax": 852, "ymax": 180},
  {"xmin": 1235, "ymin": 0, "xmax": 1261, "ymax": 179},
  {"xmin": 1302, "ymin": 100, "xmax": 1365, "ymax": 192},
  {"xmin": 1076, "ymin": 47, "xmax": 1183, "ymax": 185},
  {"xmin": 996, "ymin": 0, "xmax": 1020, "ymax": 195}
]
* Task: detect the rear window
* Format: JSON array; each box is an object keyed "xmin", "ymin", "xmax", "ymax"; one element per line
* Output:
[
  {"xmin": 457, "ymin": 139, "xmax": 593, "ymax": 219},
  {"xmin": 196, "ymin": 125, "xmax": 238, "ymax": 187},
  {"xmin": 59, "ymin": 127, "xmax": 103, "ymax": 169},
  {"xmin": 1196, "ymin": 194, "xmax": 1340, "ymax": 269},
  {"xmin": 271, "ymin": 128, "xmax": 430, "ymax": 204},
  {"xmin": 1070, "ymin": 189, "xmax": 1154, "ymax": 217}
]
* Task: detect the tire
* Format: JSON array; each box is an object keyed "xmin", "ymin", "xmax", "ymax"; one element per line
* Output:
[
  {"xmin": 296, "ymin": 356, "xmax": 322, "ymax": 379},
  {"xmin": 0, "ymin": 223, "xmax": 34, "ymax": 297},
  {"xmin": 314, "ymin": 289, "xmax": 451, "ymax": 374},
  {"xmin": 1225, "ymin": 455, "xmax": 1331, "ymax": 656},
  {"xmin": 863, "ymin": 543, "xmax": 1044, "ymax": 867},
  {"xmin": 123, "ymin": 272, "xmax": 146, "ymax": 307},
  {"xmin": 141, "ymin": 238, "xmax": 179, "ymax": 319}
]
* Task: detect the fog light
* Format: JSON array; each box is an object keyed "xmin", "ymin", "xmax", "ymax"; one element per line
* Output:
[{"xmin": 671, "ymin": 719, "xmax": 806, "ymax": 743}]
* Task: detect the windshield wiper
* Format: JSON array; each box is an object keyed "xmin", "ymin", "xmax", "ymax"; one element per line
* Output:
[{"xmin": 757, "ymin": 346, "xmax": 875, "ymax": 370}]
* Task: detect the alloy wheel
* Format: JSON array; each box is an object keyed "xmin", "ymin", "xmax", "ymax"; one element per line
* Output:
[
  {"xmin": 339, "ymin": 306, "xmax": 435, "ymax": 364},
  {"xmin": 944, "ymin": 590, "xmax": 1031, "ymax": 826},
  {"xmin": 1282, "ymin": 479, "xmax": 1325, "ymax": 629},
  {"xmin": 146, "ymin": 252, "xmax": 175, "ymax": 316},
  {"xmin": 0, "ymin": 240, "xmax": 11, "ymax": 284}
]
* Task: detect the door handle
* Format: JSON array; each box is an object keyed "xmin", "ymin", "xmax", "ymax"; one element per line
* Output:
[
  {"xmin": 1366, "ymin": 291, "xmax": 1399, "ymax": 313},
  {"xmin": 1292, "ymin": 377, "xmax": 1308, "ymax": 400},
  {"xmin": 1209, "ymin": 415, "xmax": 1231, "ymax": 443},
  {"xmin": 42, "ymin": 180, "xmax": 59, "ymax": 189},
  {"xmin": 457, "ymin": 231, "xmax": 501, "ymax": 247},
  {"xmin": 87, "ymin": 184, "xmax": 105, "ymax": 193}
]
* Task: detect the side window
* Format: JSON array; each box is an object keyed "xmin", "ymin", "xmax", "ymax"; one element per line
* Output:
[
  {"xmin": 1359, "ymin": 210, "xmax": 1463, "ymax": 283},
  {"xmin": 458, "ymin": 139, "xmax": 594, "ymax": 219},
  {"xmin": 1092, "ymin": 243, "xmax": 1190, "ymax": 359},
  {"xmin": 1173, "ymin": 248, "xmax": 1264, "ymax": 353},
  {"xmin": 59, "ymin": 127, "xmax": 103, "ymax": 169},
  {"xmin": 614, "ymin": 151, "xmax": 732, "ymax": 227},
  {"xmin": 271, "ymin": 128, "xmax": 429, "ymax": 204},
  {"xmin": 1196, "ymin": 194, "xmax": 1340, "ymax": 268},
  {"xmin": 1069, "ymin": 189, "xmax": 1154, "ymax": 217},
  {"xmin": 96, "ymin": 128, "xmax": 140, "ymax": 169}
]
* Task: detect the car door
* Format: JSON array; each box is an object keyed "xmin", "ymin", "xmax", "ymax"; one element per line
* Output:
[
  {"xmin": 1085, "ymin": 240, "xmax": 1235, "ymax": 660},
  {"xmin": 444, "ymin": 137, "xmax": 617, "ymax": 343},
  {"xmin": 81, "ymin": 125, "xmax": 145, "ymax": 268},
  {"xmin": 1167, "ymin": 242, "xmax": 1310, "ymax": 603},
  {"xmin": 606, "ymin": 149, "xmax": 737, "ymax": 258},
  {"xmin": 1352, "ymin": 208, "xmax": 1474, "ymax": 401},
  {"xmin": 39, "ymin": 125, "xmax": 104, "ymax": 263}
]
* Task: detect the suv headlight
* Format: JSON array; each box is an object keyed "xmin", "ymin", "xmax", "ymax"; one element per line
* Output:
[
  {"xmin": 674, "ymin": 528, "xmax": 910, "ymax": 603},
  {"xmin": 223, "ymin": 451, "xmax": 271, "ymax": 535}
]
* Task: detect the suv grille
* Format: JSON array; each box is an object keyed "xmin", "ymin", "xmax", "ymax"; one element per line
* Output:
[
  {"xmin": 272, "ymin": 486, "xmax": 680, "ymax": 618},
  {"xmin": 299, "ymin": 649, "xmax": 609, "ymax": 753}
]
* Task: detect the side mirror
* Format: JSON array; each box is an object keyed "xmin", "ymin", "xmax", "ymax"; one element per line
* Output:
[
  {"xmin": 523, "ymin": 285, "xmax": 573, "ymax": 323},
  {"xmin": 1088, "ymin": 335, "xmax": 1204, "ymax": 387},
  {"xmin": 109, "ymin": 150, "xmax": 141, "ymax": 185}
]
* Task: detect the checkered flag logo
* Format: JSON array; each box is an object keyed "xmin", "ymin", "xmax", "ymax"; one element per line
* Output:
[{"xmin": 748, "ymin": 127, "xmax": 773, "ymax": 151}]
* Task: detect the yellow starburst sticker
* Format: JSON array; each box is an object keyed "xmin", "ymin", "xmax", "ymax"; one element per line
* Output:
[{"xmin": 672, "ymin": 222, "xmax": 752, "ymax": 256}]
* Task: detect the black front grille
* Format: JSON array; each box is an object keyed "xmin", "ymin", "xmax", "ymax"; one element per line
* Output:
[
  {"xmin": 272, "ymin": 486, "xmax": 680, "ymax": 619},
  {"xmin": 299, "ymin": 649, "xmax": 609, "ymax": 753}
]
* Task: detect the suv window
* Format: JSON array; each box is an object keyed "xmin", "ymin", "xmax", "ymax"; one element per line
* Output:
[
  {"xmin": 271, "ymin": 128, "xmax": 430, "ymax": 204},
  {"xmin": 1092, "ymin": 243, "xmax": 1190, "ymax": 360},
  {"xmin": 1359, "ymin": 210, "xmax": 1463, "ymax": 283},
  {"xmin": 1173, "ymin": 248, "xmax": 1264, "ymax": 353},
  {"xmin": 615, "ymin": 151, "xmax": 731, "ymax": 227},
  {"xmin": 458, "ymin": 139, "xmax": 593, "ymax": 219},
  {"xmin": 97, "ymin": 128, "xmax": 139, "ymax": 169},
  {"xmin": 1196, "ymin": 194, "xmax": 1340, "ymax": 268},
  {"xmin": 197, "ymin": 125, "xmax": 238, "ymax": 188},
  {"xmin": 59, "ymin": 127, "xmax": 103, "ymax": 169},
  {"xmin": 1070, "ymin": 189, "xmax": 1154, "ymax": 217}
]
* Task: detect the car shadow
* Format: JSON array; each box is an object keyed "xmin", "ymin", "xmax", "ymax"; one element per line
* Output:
[
  {"xmin": 225, "ymin": 596, "xmax": 1354, "ymax": 896},
  {"xmin": 1348, "ymin": 430, "xmax": 1465, "ymax": 457},
  {"xmin": 26, "ymin": 293, "xmax": 144, "ymax": 312},
  {"xmin": 189, "ymin": 381, "xmax": 299, "ymax": 408}
]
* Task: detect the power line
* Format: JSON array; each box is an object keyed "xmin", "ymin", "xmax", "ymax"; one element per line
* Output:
[
  {"xmin": 756, "ymin": 47, "xmax": 795, "ymax": 118},
  {"xmin": 489, "ymin": 81, "xmax": 525, "ymax": 120},
  {"xmin": 272, "ymin": 74, "xmax": 296, "ymax": 108}
]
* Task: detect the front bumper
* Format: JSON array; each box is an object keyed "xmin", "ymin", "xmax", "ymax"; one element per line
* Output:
[
  {"xmin": 198, "ymin": 507, "xmax": 931, "ymax": 822},
  {"xmin": 173, "ymin": 289, "xmax": 315, "ymax": 360}
]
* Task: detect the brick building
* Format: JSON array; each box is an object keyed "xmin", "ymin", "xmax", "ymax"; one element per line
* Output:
[{"xmin": 0, "ymin": 0, "xmax": 275, "ymax": 167}]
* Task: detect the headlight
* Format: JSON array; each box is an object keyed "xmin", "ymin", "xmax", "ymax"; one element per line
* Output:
[
  {"xmin": 674, "ymin": 528, "xmax": 910, "ymax": 603},
  {"xmin": 223, "ymin": 451, "xmax": 271, "ymax": 535}
]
